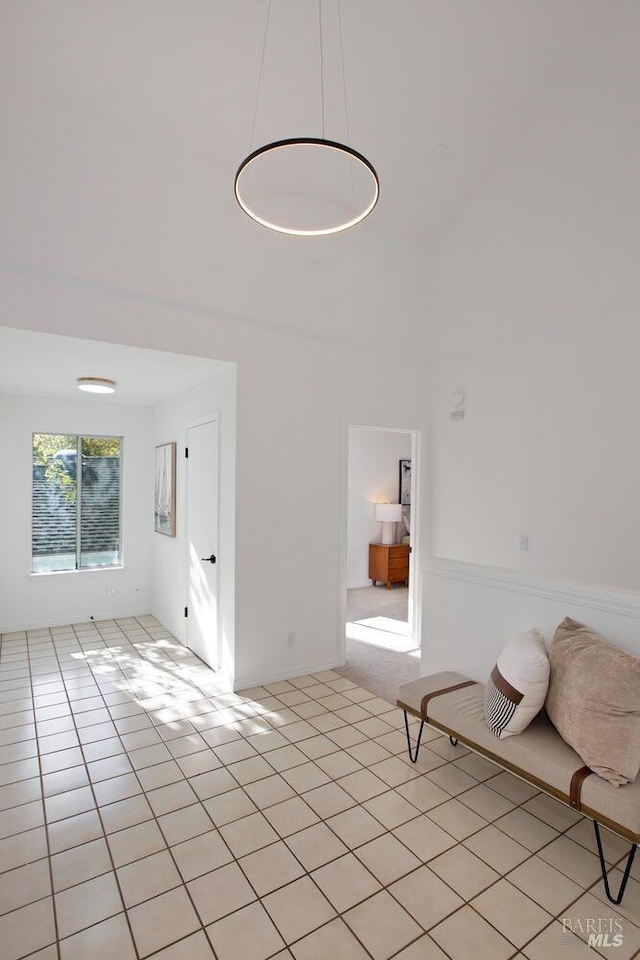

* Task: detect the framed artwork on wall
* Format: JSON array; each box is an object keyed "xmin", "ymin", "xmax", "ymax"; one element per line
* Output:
[
  {"xmin": 399, "ymin": 459, "xmax": 412, "ymax": 506},
  {"xmin": 155, "ymin": 442, "xmax": 176, "ymax": 537}
]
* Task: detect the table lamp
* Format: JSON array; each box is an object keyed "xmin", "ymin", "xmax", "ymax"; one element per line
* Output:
[{"xmin": 374, "ymin": 503, "xmax": 403, "ymax": 545}]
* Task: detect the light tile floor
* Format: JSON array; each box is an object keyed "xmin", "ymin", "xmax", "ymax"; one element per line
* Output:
[{"xmin": 0, "ymin": 616, "xmax": 638, "ymax": 960}]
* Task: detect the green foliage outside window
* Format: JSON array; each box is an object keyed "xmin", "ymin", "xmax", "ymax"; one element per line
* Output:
[
  {"xmin": 33, "ymin": 434, "xmax": 121, "ymax": 503},
  {"xmin": 32, "ymin": 434, "xmax": 76, "ymax": 465},
  {"xmin": 32, "ymin": 433, "xmax": 122, "ymax": 571},
  {"xmin": 33, "ymin": 434, "xmax": 120, "ymax": 463}
]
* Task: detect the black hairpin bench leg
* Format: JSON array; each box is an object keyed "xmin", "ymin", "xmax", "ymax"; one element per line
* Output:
[
  {"xmin": 594, "ymin": 820, "xmax": 637, "ymax": 905},
  {"xmin": 449, "ymin": 736, "xmax": 458, "ymax": 746},
  {"xmin": 403, "ymin": 711, "xmax": 424, "ymax": 763}
]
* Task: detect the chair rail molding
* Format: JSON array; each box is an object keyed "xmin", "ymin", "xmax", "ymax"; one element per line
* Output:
[{"xmin": 423, "ymin": 558, "xmax": 640, "ymax": 621}]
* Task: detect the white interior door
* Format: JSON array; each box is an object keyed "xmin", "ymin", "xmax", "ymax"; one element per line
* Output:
[{"xmin": 186, "ymin": 417, "xmax": 219, "ymax": 669}]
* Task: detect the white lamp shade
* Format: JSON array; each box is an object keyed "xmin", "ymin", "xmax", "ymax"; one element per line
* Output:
[{"xmin": 374, "ymin": 503, "xmax": 402, "ymax": 522}]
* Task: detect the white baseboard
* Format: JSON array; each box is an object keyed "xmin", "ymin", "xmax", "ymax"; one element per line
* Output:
[
  {"xmin": 1, "ymin": 607, "xmax": 153, "ymax": 635},
  {"xmin": 346, "ymin": 580, "xmax": 372, "ymax": 590},
  {"xmin": 233, "ymin": 657, "xmax": 345, "ymax": 693}
]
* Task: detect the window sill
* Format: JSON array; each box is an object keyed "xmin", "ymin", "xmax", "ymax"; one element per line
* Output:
[{"xmin": 29, "ymin": 566, "xmax": 125, "ymax": 581}]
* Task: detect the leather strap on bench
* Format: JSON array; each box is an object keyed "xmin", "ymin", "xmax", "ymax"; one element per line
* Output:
[
  {"xmin": 570, "ymin": 765, "xmax": 593, "ymax": 810},
  {"xmin": 420, "ymin": 680, "xmax": 476, "ymax": 722}
]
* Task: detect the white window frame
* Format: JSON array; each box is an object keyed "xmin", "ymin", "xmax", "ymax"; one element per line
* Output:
[{"xmin": 31, "ymin": 433, "xmax": 124, "ymax": 574}]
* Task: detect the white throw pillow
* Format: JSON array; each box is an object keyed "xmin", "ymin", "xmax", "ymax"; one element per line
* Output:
[{"xmin": 484, "ymin": 630, "xmax": 550, "ymax": 739}]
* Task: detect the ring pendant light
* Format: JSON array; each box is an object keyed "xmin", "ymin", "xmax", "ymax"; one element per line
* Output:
[
  {"xmin": 234, "ymin": 1, "xmax": 379, "ymax": 237},
  {"xmin": 235, "ymin": 138, "xmax": 379, "ymax": 237}
]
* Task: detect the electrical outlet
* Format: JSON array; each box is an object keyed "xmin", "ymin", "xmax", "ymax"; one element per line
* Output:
[
  {"xmin": 450, "ymin": 409, "xmax": 465, "ymax": 421},
  {"xmin": 107, "ymin": 587, "xmax": 116, "ymax": 597},
  {"xmin": 517, "ymin": 535, "xmax": 529, "ymax": 552},
  {"xmin": 286, "ymin": 632, "xmax": 296, "ymax": 648}
]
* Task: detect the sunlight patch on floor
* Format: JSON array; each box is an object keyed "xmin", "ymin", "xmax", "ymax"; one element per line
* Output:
[{"xmin": 346, "ymin": 615, "xmax": 419, "ymax": 655}]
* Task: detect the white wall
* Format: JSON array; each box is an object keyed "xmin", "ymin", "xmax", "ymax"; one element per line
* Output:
[
  {"xmin": 0, "ymin": 394, "xmax": 153, "ymax": 632},
  {"xmin": 232, "ymin": 337, "xmax": 427, "ymax": 689},
  {"xmin": 423, "ymin": 560, "xmax": 640, "ymax": 678},
  {"xmin": 152, "ymin": 365, "xmax": 237, "ymax": 685},
  {"xmin": 347, "ymin": 427, "xmax": 411, "ymax": 588},
  {"xmin": 431, "ymin": 15, "xmax": 640, "ymax": 589},
  {"xmin": 425, "ymin": 12, "xmax": 640, "ymax": 669}
]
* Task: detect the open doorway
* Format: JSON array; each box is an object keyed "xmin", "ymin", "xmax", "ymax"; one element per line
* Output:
[{"xmin": 338, "ymin": 426, "xmax": 421, "ymax": 701}]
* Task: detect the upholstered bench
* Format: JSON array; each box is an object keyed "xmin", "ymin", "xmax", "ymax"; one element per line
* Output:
[{"xmin": 397, "ymin": 671, "xmax": 639, "ymax": 904}]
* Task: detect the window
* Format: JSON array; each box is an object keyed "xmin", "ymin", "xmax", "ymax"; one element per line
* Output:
[{"xmin": 32, "ymin": 433, "xmax": 122, "ymax": 573}]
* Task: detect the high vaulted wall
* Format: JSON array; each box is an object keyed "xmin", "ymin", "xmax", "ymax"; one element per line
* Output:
[{"xmin": 425, "ymin": 9, "xmax": 640, "ymax": 675}]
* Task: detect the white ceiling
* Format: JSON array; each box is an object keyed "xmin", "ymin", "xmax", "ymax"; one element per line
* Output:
[
  {"xmin": 0, "ymin": 326, "xmax": 229, "ymax": 405},
  {"xmin": 0, "ymin": 0, "xmax": 633, "ymax": 355}
]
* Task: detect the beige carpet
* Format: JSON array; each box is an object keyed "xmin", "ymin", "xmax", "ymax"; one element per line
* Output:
[{"xmin": 337, "ymin": 586, "xmax": 421, "ymax": 704}]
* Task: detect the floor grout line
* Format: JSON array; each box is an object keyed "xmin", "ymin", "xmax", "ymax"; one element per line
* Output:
[{"xmin": 0, "ymin": 617, "xmax": 636, "ymax": 960}]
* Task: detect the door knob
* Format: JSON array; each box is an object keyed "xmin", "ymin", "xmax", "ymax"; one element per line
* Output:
[{"xmin": 200, "ymin": 554, "xmax": 216, "ymax": 564}]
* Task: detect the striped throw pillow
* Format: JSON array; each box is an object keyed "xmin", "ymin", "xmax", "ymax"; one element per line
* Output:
[{"xmin": 484, "ymin": 630, "xmax": 550, "ymax": 739}]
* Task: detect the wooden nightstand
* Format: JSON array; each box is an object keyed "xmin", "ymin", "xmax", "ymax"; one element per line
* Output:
[{"xmin": 369, "ymin": 542, "xmax": 410, "ymax": 589}]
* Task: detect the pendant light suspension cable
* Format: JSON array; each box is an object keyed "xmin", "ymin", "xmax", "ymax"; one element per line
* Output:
[
  {"xmin": 318, "ymin": 0, "xmax": 325, "ymax": 140},
  {"xmin": 248, "ymin": 0, "xmax": 272, "ymax": 153},
  {"xmin": 336, "ymin": 0, "xmax": 355, "ymax": 199}
]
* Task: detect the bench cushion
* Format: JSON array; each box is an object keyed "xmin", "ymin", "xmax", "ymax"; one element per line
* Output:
[{"xmin": 398, "ymin": 672, "xmax": 640, "ymax": 843}]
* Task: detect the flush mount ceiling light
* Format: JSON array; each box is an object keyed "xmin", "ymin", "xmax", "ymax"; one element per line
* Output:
[
  {"xmin": 234, "ymin": 0, "xmax": 379, "ymax": 237},
  {"xmin": 77, "ymin": 377, "xmax": 116, "ymax": 394}
]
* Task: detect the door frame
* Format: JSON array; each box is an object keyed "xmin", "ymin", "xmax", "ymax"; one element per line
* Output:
[
  {"xmin": 339, "ymin": 424, "xmax": 422, "ymax": 663},
  {"xmin": 185, "ymin": 412, "xmax": 221, "ymax": 670}
]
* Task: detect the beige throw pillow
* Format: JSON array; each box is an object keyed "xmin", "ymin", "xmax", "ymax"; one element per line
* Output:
[{"xmin": 545, "ymin": 617, "xmax": 640, "ymax": 786}]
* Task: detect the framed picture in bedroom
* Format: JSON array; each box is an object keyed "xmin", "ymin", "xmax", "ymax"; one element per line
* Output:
[
  {"xmin": 399, "ymin": 459, "xmax": 411, "ymax": 506},
  {"xmin": 155, "ymin": 442, "xmax": 176, "ymax": 537}
]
